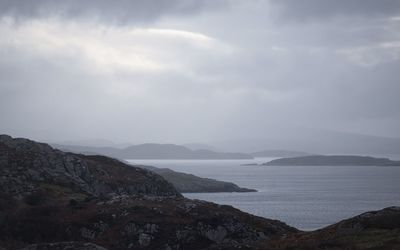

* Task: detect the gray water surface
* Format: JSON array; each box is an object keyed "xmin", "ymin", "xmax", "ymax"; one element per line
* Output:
[{"xmin": 127, "ymin": 158, "xmax": 400, "ymax": 230}]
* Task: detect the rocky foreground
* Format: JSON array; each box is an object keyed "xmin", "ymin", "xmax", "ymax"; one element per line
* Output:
[
  {"xmin": 0, "ymin": 134, "xmax": 399, "ymax": 249},
  {"xmin": 0, "ymin": 135, "xmax": 294, "ymax": 249},
  {"xmin": 267, "ymin": 206, "xmax": 400, "ymax": 249}
]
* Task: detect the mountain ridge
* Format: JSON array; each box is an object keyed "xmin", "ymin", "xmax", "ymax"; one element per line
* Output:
[
  {"xmin": 53, "ymin": 143, "xmax": 253, "ymax": 160},
  {"xmin": 251, "ymin": 149, "xmax": 311, "ymax": 158}
]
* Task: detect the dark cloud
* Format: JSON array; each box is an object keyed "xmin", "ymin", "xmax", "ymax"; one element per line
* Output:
[
  {"xmin": 0, "ymin": 0, "xmax": 228, "ymax": 24},
  {"xmin": 0, "ymin": 0, "xmax": 399, "ymax": 149},
  {"xmin": 271, "ymin": 0, "xmax": 400, "ymax": 21}
]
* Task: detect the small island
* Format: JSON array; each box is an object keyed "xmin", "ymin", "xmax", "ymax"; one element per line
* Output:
[{"xmin": 263, "ymin": 155, "xmax": 400, "ymax": 166}]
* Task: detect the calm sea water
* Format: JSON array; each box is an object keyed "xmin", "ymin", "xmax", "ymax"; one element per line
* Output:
[{"xmin": 127, "ymin": 158, "xmax": 400, "ymax": 231}]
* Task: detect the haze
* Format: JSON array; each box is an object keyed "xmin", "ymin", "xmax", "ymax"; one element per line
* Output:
[{"xmin": 1, "ymin": 0, "xmax": 400, "ymax": 153}]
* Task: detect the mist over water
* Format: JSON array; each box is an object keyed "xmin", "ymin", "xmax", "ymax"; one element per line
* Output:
[{"xmin": 128, "ymin": 158, "xmax": 400, "ymax": 230}]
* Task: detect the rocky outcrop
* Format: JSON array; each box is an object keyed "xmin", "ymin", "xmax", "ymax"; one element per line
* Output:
[
  {"xmin": 267, "ymin": 206, "xmax": 400, "ymax": 249},
  {"xmin": 332, "ymin": 206, "xmax": 400, "ymax": 233},
  {"xmin": 0, "ymin": 134, "xmax": 180, "ymax": 198},
  {"xmin": 0, "ymin": 194, "xmax": 297, "ymax": 249},
  {"xmin": 138, "ymin": 165, "xmax": 257, "ymax": 193}
]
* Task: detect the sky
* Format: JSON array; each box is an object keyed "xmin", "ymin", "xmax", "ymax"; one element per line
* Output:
[{"xmin": 1, "ymin": 0, "xmax": 400, "ymax": 148}]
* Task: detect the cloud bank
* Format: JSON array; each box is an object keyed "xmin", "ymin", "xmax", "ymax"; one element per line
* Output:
[{"xmin": 0, "ymin": 0, "xmax": 399, "ymax": 150}]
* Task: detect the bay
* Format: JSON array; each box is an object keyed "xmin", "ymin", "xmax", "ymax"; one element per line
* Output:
[{"xmin": 127, "ymin": 158, "xmax": 400, "ymax": 230}]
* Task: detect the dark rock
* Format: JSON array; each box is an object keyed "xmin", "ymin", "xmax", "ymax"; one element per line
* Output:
[
  {"xmin": 266, "ymin": 206, "xmax": 400, "ymax": 250},
  {"xmin": 21, "ymin": 242, "xmax": 107, "ymax": 250},
  {"xmin": 0, "ymin": 194, "xmax": 297, "ymax": 249}
]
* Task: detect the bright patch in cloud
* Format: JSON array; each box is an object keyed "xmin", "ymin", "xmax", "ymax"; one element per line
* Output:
[
  {"xmin": 337, "ymin": 41, "xmax": 400, "ymax": 66},
  {"xmin": 0, "ymin": 18, "xmax": 228, "ymax": 75}
]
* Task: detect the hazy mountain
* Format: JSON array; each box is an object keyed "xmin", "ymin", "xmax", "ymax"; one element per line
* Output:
[
  {"xmin": 251, "ymin": 150, "xmax": 311, "ymax": 158},
  {"xmin": 52, "ymin": 143, "xmax": 253, "ymax": 160},
  {"xmin": 263, "ymin": 155, "xmax": 400, "ymax": 166},
  {"xmin": 182, "ymin": 143, "xmax": 218, "ymax": 151},
  {"xmin": 214, "ymin": 129, "xmax": 400, "ymax": 155},
  {"xmin": 54, "ymin": 138, "xmax": 132, "ymax": 148}
]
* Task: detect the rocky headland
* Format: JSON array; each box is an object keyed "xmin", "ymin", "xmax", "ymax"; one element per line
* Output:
[{"xmin": 137, "ymin": 165, "xmax": 256, "ymax": 193}]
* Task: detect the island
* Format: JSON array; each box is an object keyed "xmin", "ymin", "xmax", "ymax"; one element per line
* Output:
[{"xmin": 263, "ymin": 155, "xmax": 400, "ymax": 166}]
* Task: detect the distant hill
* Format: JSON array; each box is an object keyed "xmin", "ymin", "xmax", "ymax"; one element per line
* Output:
[
  {"xmin": 263, "ymin": 155, "xmax": 400, "ymax": 166},
  {"xmin": 52, "ymin": 143, "xmax": 253, "ymax": 159},
  {"xmin": 182, "ymin": 143, "xmax": 217, "ymax": 151},
  {"xmin": 251, "ymin": 149, "xmax": 310, "ymax": 158},
  {"xmin": 55, "ymin": 138, "xmax": 131, "ymax": 148},
  {"xmin": 138, "ymin": 165, "xmax": 256, "ymax": 193}
]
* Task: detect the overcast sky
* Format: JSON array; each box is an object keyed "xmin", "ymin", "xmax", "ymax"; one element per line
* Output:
[{"xmin": 1, "ymin": 0, "xmax": 400, "ymax": 146}]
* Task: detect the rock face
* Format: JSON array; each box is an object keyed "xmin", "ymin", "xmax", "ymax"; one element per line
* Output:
[
  {"xmin": 0, "ymin": 135, "xmax": 296, "ymax": 250},
  {"xmin": 264, "ymin": 155, "xmax": 400, "ymax": 166},
  {"xmin": 0, "ymin": 193, "xmax": 297, "ymax": 250},
  {"xmin": 138, "ymin": 165, "xmax": 257, "ymax": 193},
  {"xmin": 0, "ymin": 134, "xmax": 181, "ymax": 198}
]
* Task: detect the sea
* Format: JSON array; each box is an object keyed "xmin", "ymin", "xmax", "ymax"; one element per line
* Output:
[{"xmin": 126, "ymin": 157, "xmax": 400, "ymax": 231}]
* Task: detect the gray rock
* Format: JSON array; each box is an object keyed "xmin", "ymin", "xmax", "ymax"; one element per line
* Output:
[
  {"xmin": 204, "ymin": 226, "xmax": 228, "ymax": 243},
  {"xmin": 21, "ymin": 241, "xmax": 108, "ymax": 250},
  {"xmin": 138, "ymin": 233, "xmax": 152, "ymax": 246}
]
